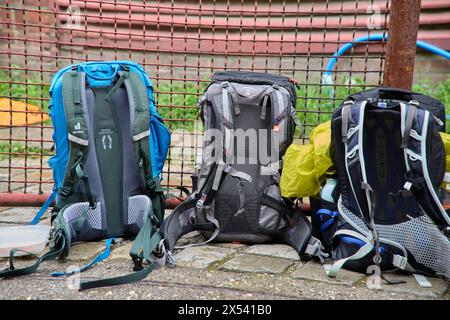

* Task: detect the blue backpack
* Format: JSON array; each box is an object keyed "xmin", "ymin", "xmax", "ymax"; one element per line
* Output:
[{"xmin": 0, "ymin": 61, "xmax": 170, "ymax": 289}]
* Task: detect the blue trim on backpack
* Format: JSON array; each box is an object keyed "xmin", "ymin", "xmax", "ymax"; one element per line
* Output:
[
  {"xmin": 316, "ymin": 208, "xmax": 339, "ymax": 232},
  {"xmin": 337, "ymin": 235, "xmax": 385, "ymax": 254},
  {"xmin": 51, "ymin": 238, "xmax": 114, "ymax": 277},
  {"xmin": 48, "ymin": 61, "xmax": 170, "ymax": 203}
]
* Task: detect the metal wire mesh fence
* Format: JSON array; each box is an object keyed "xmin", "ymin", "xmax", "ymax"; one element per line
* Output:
[{"xmin": 0, "ymin": 0, "xmax": 390, "ymax": 198}]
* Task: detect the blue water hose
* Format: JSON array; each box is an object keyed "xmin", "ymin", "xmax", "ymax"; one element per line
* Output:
[{"xmin": 322, "ymin": 33, "xmax": 450, "ymax": 117}]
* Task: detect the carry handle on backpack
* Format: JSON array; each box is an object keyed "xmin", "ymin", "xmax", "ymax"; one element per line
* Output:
[{"xmin": 375, "ymin": 87, "xmax": 415, "ymax": 101}]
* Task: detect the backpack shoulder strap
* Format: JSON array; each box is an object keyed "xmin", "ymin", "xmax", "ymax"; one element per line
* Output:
[
  {"xmin": 124, "ymin": 69, "xmax": 166, "ymax": 224},
  {"xmin": 269, "ymin": 84, "xmax": 298, "ymax": 156},
  {"xmin": 340, "ymin": 100, "xmax": 372, "ymax": 223},
  {"xmin": 401, "ymin": 101, "xmax": 450, "ymax": 227},
  {"xmin": 54, "ymin": 69, "xmax": 95, "ymax": 214}
]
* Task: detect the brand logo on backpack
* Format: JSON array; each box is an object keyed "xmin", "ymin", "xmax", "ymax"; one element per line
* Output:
[
  {"xmin": 73, "ymin": 122, "xmax": 84, "ymax": 134},
  {"xmin": 240, "ymin": 86, "xmax": 255, "ymax": 98}
]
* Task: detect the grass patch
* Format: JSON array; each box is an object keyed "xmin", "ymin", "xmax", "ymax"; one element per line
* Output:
[
  {"xmin": 0, "ymin": 67, "xmax": 50, "ymax": 112},
  {"xmin": 155, "ymin": 81, "xmax": 207, "ymax": 131},
  {"xmin": 0, "ymin": 142, "xmax": 46, "ymax": 161}
]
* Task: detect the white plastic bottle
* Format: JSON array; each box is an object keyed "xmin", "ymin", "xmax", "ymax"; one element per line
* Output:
[{"xmin": 321, "ymin": 173, "xmax": 338, "ymax": 204}]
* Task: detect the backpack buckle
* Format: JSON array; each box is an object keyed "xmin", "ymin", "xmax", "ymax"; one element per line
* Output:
[
  {"xmin": 196, "ymin": 193, "xmax": 207, "ymax": 212},
  {"xmin": 150, "ymin": 214, "xmax": 159, "ymax": 225},
  {"xmin": 132, "ymin": 256, "xmax": 144, "ymax": 271},
  {"xmin": 392, "ymin": 254, "xmax": 407, "ymax": 270},
  {"xmin": 146, "ymin": 177, "xmax": 157, "ymax": 192},
  {"xmin": 409, "ymin": 100, "xmax": 419, "ymax": 107},
  {"xmin": 59, "ymin": 186, "xmax": 71, "ymax": 198}
]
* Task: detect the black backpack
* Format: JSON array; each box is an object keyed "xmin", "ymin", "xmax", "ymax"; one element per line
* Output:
[
  {"xmin": 316, "ymin": 87, "xmax": 450, "ymax": 279},
  {"xmin": 161, "ymin": 71, "xmax": 327, "ymax": 265}
]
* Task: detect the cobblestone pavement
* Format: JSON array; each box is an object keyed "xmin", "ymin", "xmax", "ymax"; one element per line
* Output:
[{"xmin": 0, "ymin": 206, "xmax": 449, "ymax": 300}]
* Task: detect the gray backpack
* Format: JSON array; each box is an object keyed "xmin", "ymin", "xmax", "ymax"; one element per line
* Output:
[{"xmin": 161, "ymin": 71, "xmax": 326, "ymax": 265}]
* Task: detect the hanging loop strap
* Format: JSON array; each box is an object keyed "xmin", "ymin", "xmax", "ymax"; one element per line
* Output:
[
  {"xmin": 260, "ymin": 86, "xmax": 275, "ymax": 120},
  {"xmin": 0, "ymin": 229, "xmax": 66, "ymax": 279},
  {"xmin": 105, "ymin": 70, "xmax": 129, "ymax": 102}
]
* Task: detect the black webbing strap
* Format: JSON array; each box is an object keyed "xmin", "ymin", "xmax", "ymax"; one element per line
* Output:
[
  {"xmin": 401, "ymin": 101, "xmax": 418, "ymax": 149},
  {"xmin": 104, "ymin": 69, "xmax": 129, "ymax": 102},
  {"xmin": 260, "ymin": 86, "xmax": 275, "ymax": 121},
  {"xmin": 79, "ymin": 215, "xmax": 162, "ymax": 290},
  {"xmin": 221, "ymin": 81, "xmax": 240, "ymax": 116}
]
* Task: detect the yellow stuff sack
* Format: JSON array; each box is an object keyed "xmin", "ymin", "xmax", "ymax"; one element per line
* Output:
[
  {"xmin": 440, "ymin": 132, "xmax": 450, "ymax": 171},
  {"xmin": 280, "ymin": 121, "xmax": 333, "ymax": 198},
  {"xmin": 280, "ymin": 144, "xmax": 318, "ymax": 198},
  {"xmin": 309, "ymin": 121, "xmax": 333, "ymax": 183}
]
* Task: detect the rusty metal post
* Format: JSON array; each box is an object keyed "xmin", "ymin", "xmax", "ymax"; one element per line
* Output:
[{"xmin": 383, "ymin": 0, "xmax": 422, "ymax": 89}]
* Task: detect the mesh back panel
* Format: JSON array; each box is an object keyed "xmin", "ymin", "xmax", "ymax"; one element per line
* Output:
[
  {"xmin": 111, "ymin": 86, "xmax": 142, "ymax": 224},
  {"xmin": 62, "ymin": 201, "xmax": 103, "ymax": 230},
  {"xmin": 338, "ymin": 199, "xmax": 450, "ymax": 278},
  {"xmin": 127, "ymin": 195, "xmax": 151, "ymax": 228},
  {"xmin": 82, "ymin": 82, "xmax": 106, "ymax": 222},
  {"xmin": 62, "ymin": 195, "xmax": 150, "ymax": 242}
]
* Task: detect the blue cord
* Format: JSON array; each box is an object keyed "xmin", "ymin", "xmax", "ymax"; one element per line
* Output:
[{"xmin": 323, "ymin": 33, "xmax": 450, "ymax": 83}]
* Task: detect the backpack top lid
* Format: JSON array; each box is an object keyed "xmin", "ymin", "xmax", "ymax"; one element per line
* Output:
[
  {"xmin": 50, "ymin": 61, "xmax": 155, "ymax": 110},
  {"xmin": 343, "ymin": 86, "xmax": 446, "ymax": 131},
  {"xmin": 211, "ymin": 71, "xmax": 298, "ymax": 104}
]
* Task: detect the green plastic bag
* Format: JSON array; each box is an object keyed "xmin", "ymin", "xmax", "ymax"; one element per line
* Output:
[{"xmin": 280, "ymin": 121, "xmax": 333, "ymax": 198}]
